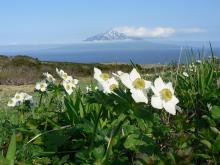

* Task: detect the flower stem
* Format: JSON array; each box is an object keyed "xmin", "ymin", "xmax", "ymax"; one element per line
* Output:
[{"xmin": 39, "ymin": 93, "xmax": 43, "ymax": 107}]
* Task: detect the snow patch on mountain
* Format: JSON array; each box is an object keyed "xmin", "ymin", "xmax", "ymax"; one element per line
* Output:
[{"xmin": 84, "ymin": 30, "xmax": 142, "ymax": 41}]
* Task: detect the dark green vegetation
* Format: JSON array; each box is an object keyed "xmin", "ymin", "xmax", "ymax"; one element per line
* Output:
[{"xmin": 0, "ymin": 50, "xmax": 220, "ymax": 164}]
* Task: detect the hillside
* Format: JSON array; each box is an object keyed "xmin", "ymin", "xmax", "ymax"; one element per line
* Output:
[{"xmin": 0, "ymin": 55, "xmax": 135, "ymax": 85}]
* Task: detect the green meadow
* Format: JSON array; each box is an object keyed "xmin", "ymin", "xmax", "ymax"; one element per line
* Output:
[{"xmin": 0, "ymin": 49, "xmax": 220, "ymax": 164}]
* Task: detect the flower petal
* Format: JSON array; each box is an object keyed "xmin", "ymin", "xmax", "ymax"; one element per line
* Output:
[
  {"xmin": 163, "ymin": 101, "xmax": 176, "ymax": 115},
  {"xmin": 108, "ymin": 77, "xmax": 118, "ymax": 85},
  {"xmin": 94, "ymin": 67, "xmax": 105, "ymax": 83},
  {"xmin": 151, "ymin": 86, "xmax": 159, "ymax": 96},
  {"xmin": 154, "ymin": 77, "xmax": 165, "ymax": 91},
  {"xmin": 102, "ymin": 82, "xmax": 111, "ymax": 94},
  {"xmin": 129, "ymin": 68, "xmax": 141, "ymax": 81},
  {"xmin": 166, "ymin": 82, "xmax": 174, "ymax": 94},
  {"xmin": 151, "ymin": 95, "xmax": 163, "ymax": 109},
  {"xmin": 144, "ymin": 80, "xmax": 152, "ymax": 89},
  {"xmin": 72, "ymin": 79, "xmax": 79, "ymax": 85},
  {"xmin": 170, "ymin": 96, "xmax": 179, "ymax": 105},
  {"xmin": 97, "ymin": 82, "xmax": 104, "ymax": 91},
  {"xmin": 120, "ymin": 73, "xmax": 133, "ymax": 89},
  {"xmin": 35, "ymin": 83, "xmax": 40, "ymax": 90},
  {"xmin": 131, "ymin": 90, "xmax": 148, "ymax": 104},
  {"xmin": 94, "ymin": 67, "xmax": 102, "ymax": 75}
]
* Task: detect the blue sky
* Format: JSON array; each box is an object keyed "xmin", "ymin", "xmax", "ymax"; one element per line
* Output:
[{"xmin": 0, "ymin": 0, "xmax": 219, "ymax": 45}]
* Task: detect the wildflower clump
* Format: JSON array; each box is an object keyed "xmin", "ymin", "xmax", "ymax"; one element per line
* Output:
[
  {"xmin": 56, "ymin": 68, "xmax": 78, "ymax": 95},
  {"xmin": 7, "ymin": 92, "xmax": 32, "ymax": 107}
]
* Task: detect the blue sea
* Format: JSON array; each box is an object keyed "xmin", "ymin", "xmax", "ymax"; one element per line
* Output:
[{"xmin": 0, "ymin": 41, "xmax": 219, "ymax": 64}]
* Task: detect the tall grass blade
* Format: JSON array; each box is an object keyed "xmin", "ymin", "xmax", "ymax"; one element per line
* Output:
[{"xmin": 6, "ymin": 133, "xmax": 16, "ymax": 165}]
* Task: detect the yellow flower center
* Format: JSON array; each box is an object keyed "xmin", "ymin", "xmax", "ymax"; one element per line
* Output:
[
  {"xmin": 160, "ymin": 88, "xmax": 172, "ymax": 101},
  {"xmin": 63, "ymin": 73, "xmax": 68, "ymax": 79},
  {"xmin": 110, "ymin": 84, "xmax": 118, "ymax": 91},
  {"xmin": 100, "ymin": 73, "xmax": 110, "ymax": 81},
  {"xmin": 16, "ymin": 95, "xmax": 20, "ymax": 99},
  {"xmin": 40, "ymin": 84, "xmax": 45, "ymax": 89},
  {"xmin": 133, "ymin": 78, "xmax": 145, "ymax": 89},
  {"xmin": 66, "ymin": 84, "xmax": 71, "ymax": 90}
]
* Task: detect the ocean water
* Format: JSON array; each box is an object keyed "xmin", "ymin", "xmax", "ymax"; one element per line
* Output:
[{"xmin": 1, "ymin": 41, "xmax": 219, "ymax": 64}]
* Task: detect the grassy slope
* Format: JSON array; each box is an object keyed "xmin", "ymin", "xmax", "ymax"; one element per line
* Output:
[
  {"xmin": 0, "ymin": 55, "xmax": 169, "ymax": 85},
  {"xmin": 0, "ymin": 55, "xmax": 133, "ymax": 85}
]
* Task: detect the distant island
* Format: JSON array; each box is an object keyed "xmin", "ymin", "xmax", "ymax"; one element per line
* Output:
[{"xmin": 84, "ymin": 30, "xmax": 143, "ymax": 41}]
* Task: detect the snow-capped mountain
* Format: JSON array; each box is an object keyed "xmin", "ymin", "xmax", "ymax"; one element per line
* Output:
[{"xmin": 84, "ymin": 30, "xmax": 141, "ymax": 41}]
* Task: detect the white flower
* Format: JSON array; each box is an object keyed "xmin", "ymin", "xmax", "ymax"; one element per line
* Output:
[
  {"xmin": 94, "ymin": 67, "xmax": 110, "ymax": 83},
  {"xmin": 183, "ymin": 72, "xmax": 189, "ymax": 77},
  {"xmin": 7, "ymin": 98, "xmax": 17, "ymax": 107},
  {"xmin": 56, "ymin": 68, "xmax": 78, "ymax": 85},
  {"xmin": 55, "ymin": 69, "xmax": 79, "ymax": 95},
  {"xmin": 43, "ymin": 72, "xmax": 56, "ymax": 83},
  {"xmin": 35, "ymin": 80, "xmax": 48, "ymax": 92},
  {"xmin": 119, "ymin": 68, "xmax": 151, "ymax": 104},
  {"xmin": 14, "ymin": 92, "xmax": 25, "ymax": 103},
  {"xmin": 21, "ymin": 92, "xmax": 33, "ymax": 102},
  {"xmin": 101, "ymin": 77, "xmax": 119, "ymax": 94},
  {"xmin": 65, "ymin": 76, "xmax": 73, "ymax": 82},
  {"xmin": 69, "ymin": 77, "xmax": 79, "ymax": 86},
  {"xmin": 56, "ymin": 68, "xmax": 68, "ymax": 80},
  {"xmin": 94, "ymin": 68, "xmax": 118, "ymax": 94},
  {"xmin": 151, "ymin": 77, "xmax": 179, "ymax": 115},
  {"xmin": 63, "ymin": 81, "xmax": 75, "ymax": 95}
]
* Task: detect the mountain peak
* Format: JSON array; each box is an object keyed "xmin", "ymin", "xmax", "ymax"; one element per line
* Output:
[
  {"xmin": 84, "ymin": 30, "xmax": 141, "ymax": 42},
  {"xmin": 84, "ymin": 30, "xmax": 144, "ymax": 41}
]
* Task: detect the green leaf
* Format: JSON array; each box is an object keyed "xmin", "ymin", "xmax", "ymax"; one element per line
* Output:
[
  {"xmin": 196, "ymin": 154, "xmax": 211, "ymax": 159},
  {"xmin": 210, "ymin": 127, "xmax": 220, "ymax": 134},
  {"xmin": 213, "ymin": 135, "xmax": 220, "ymax": 153},
  {"xmin": 211, "ymin": 106, "xmax": 220, "ymax": 119},
  {"xmin": 200, "ymin": 139, "xmax": 212, "ymax": 149},
  {"xmin": 64, "ymin": 96, "xmax": 79, "ymax": 124},
  {"xmin": 6, "ymin": 133, "xmax": 16, "ymax": 165},
  {"xmin": 124, "ymin": 134, "xmax": 145, "ymax": 151},
  {"xmin": 92, "ymin": 145, "xmax": 105, "ymax": 159}
]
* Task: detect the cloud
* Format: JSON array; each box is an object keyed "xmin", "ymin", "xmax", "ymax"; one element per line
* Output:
[
  {"xmin": 177, "ymin": 28, "xmax": 206, "ymax": 33},
  {"xmin": 113, "ymin": 26, "xmax": 205, "ymax": 38}
]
